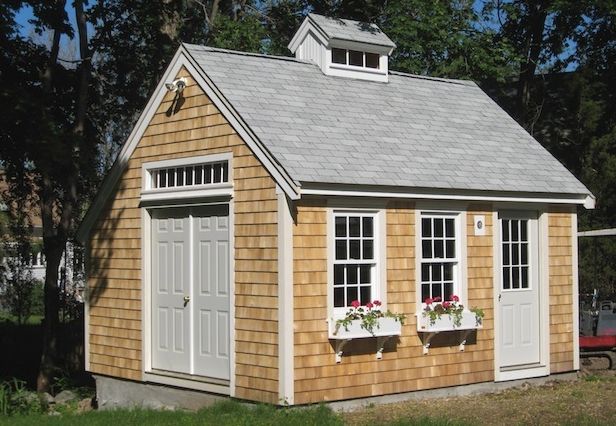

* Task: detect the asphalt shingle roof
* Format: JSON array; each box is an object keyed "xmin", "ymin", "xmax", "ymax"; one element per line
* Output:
[
  {"xmin": 308, "ymin": 13, "xmax": 396, "ymax": 48},
  {"xmin": 184, "ymin": 44, "xmax": 589, "ymax": 196}
]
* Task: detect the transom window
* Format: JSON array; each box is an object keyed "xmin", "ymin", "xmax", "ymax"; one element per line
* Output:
[
  {"xmin": 331, "ymin": 48, "xmax": 380, "ymax": 69},
  {"xmin": 420, "ymin": 213, "xmax": 459, "ymax": 303},
  {"xmin": 333, "ymin": 212, "xmax": 377, "ymax": 308},
  {"xmin": 501, "ymin": 219, "xmax": 529, "ymax": 290},
  {"xmin": 150, "ymin": 161, "xmax": 228, "ymax": 189}
]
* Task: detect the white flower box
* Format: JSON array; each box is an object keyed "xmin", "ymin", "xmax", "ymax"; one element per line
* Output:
[
  {"xmin": 328, "ymin": 317, "xmax": 402, "ymax": 340},
  {"xmin": 416, "ymin": 310, "xmax": 483, "ymax": 333}
]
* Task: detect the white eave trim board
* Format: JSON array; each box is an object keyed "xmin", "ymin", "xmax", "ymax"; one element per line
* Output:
[
  {"xmin": 578, "ymin": 228, "xmax": 616, "ymax": 237},
  {"xmin": 300, "ymin": 187, "xmax": 593, "ymax": 206},
  {"xmin": 76, "ymin": 47, "xmax": 187, "ymax": 242},
  {"xmin": 76, "ymin": 46, "xmax": 300, "ymax": 242},
  {"xmin": 181, "ymin": 45, "xmax": 300, "ymax": 200}
]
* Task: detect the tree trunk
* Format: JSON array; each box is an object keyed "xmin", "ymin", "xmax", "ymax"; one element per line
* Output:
[
  {"xmin": 516, "ymin": 2, "xmax": 548, "ymax": 132},
  {"xmin": 36, "ymin": 234, "xmax": 64, "ymax": 392}
]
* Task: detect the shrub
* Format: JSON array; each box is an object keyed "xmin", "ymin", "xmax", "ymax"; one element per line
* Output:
[{"xmin": 0, "ymin": 379, "xmax": 43, "ymax": 416}]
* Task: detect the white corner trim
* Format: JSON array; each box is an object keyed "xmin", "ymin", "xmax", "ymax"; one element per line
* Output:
[
  {"xmin": 77, "ymin": 46, "xmax": 299, "ymax": 242},
  {"xmin": 571, "ymin": 210, "xmax": 580, "ymax": 370},
  {"xmin": 277, "ymin": 192, "xmax": 294, "ymax": 405},
  {"xmin": 84, "ymin": 240, "xmax": 91, "ymax": 372},
  {"xmin": 539, "ymin": 211, "xmax": 551, "ymax": 375}
]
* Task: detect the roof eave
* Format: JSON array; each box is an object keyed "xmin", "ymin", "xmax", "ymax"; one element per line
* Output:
[{"xmin": 299, "ymin": 182, "xmax": 595, "ymax": 208}]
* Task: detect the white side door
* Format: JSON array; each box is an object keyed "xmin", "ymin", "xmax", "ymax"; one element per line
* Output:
[
  {"xmin": 192, "ymin": 205, "xmax": 230, "ymax": 379},
  {"xmin": 152, "ymin": 209, "xmax": 191, "ymax": 374},
  {"xmin": 498, "ymin": 214, "xmax": 541, "ymax": 368}
]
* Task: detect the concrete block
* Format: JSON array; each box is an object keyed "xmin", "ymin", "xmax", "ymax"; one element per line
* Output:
[{"xmin": 94, "ymin": 375, "xmax": 226, "ymax": 411}]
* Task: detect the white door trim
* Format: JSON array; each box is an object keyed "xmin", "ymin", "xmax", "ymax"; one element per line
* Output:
[
  {"xmin": 142, "ymin": 200, "xmax": 235, "ymax": 395},
  {"xmin": 493, "ymin": 210, "xmax": 550, "ymax": 381}
]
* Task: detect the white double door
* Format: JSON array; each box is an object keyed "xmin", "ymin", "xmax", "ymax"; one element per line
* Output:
[
  {"xmin": 152, "ymin": 205, "xmax": 230, "ymax": 380},
  {"xmin": 498, "ymin": 213, "xmax": 541, "ymax": 369}
]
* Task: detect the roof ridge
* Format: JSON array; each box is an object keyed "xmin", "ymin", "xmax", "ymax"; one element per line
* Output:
[
  {"xmin": 184, "ymin": 43, "xmax": 476, "ymax": 87},
  {"xmin": 389, "ymin": 70, "xmax": 476, "ymax": 87},
  {"xmin": 182, "ymin": 43, "xmax": 310, "ymax": 64}
]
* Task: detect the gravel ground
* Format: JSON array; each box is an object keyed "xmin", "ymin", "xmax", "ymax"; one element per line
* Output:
[{"xmin": 344, "ymin": 360, "xmax": 616, "ymax": 426}]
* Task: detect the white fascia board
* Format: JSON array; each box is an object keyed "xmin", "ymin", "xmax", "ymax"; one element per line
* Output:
[
  {"xmin": 77, "ymin": 46, "xmax": 300, "ymax": 242},
  {"xmin": 181, "ymin": 47, "xmax": 300, "ymax": 200},
  {"xmin": 328, "ymin": 39, "xmax": 393, "ymax": 55},
  {"xmin": 578, "ymin": 228, "xmax": 616, "ymax": 237},
  {"xmin": 571, "ymin": 210, "xmax": 580, "ymax": 370},
  {"xmin": 300, "ymin": 187, "xmax": 591, "ymax": 206},
  {"xmin": 288, "ymin": 18, "xmax": 328, "ymax": 53},
  {"xmin": 76, "ymin": 47, "xmax": 187, "ymax": 243}
]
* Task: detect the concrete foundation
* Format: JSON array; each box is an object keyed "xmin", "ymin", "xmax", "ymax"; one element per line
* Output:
[
  {"xmin": 94, "ymin": 371, "xmax": 579, "ymax": 411},
  {"xmin": 94, "ymin": 375, "xmax": 226, "ymax": 411},
  {"xmin": 327, "ymin": 371, "xmax": 579, "ymax": 412}
]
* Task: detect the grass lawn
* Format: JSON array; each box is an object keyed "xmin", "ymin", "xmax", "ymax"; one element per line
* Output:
[{"xmin": 1, "ymin": 371, "xmax": 615, "ymax": 425}]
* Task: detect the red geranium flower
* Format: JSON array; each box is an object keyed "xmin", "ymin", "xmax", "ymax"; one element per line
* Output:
[
  {"xmin": 434, "ymin": 296, "xmax": 442, "ymax": 302},
  {"xmin": 373, "ymin": 300, "xmax": 382, "ymax": 306},
  {"xmin": 442, "ymin": 301, "xmax": 451, "ymax": 309},
  {"xmin": 425, "ymin": 298, "xmax": 433, "ymax": 305},
  {"xmin": 366, "ymin": 302, "xmax": 374, "ymax": 309},
  {"xmin": 451, "ymin": 295, "xmax": 459, "ymax": 302},
  {"xmin": 351, "ymin": 300, "xmax": 361, "ymax": 308}
]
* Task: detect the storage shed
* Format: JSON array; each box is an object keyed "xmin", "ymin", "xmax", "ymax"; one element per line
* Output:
[{"xmin": 77, "ymin": 14, "xmax": 594, "ymax": 407}]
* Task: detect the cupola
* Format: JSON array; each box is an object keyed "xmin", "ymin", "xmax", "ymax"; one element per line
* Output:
[{"xmin": 288, "ymin": 13, "xmax": 396, "ymax": 83}]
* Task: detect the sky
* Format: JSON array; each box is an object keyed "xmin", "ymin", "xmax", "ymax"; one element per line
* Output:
[{"xmin": 13, "ymin": 1, "xmax": 578, "ymax": 71}]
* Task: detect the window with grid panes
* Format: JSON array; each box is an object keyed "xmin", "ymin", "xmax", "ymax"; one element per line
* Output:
[
  {"xmin": 333, "ymin": 212, "xmax": 377, "ymax": 308},
  {"xmin": 420, "ymin": 213, "xmax": 458, "ymax": 303},
  {"xmin": 501, "ymin": 219, "xmax": 529, "ymax": 289},
  {"xmin": 151, "ymin": 161, "xmax": 228, "ymax": 189}
]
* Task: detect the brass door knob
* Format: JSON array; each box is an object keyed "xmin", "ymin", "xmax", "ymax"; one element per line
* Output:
[{"xmin": 183, "ymin": 295, "xmax": 190, "ymax": 306}]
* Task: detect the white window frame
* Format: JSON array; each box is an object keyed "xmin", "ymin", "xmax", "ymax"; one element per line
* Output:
[
  {"xmin": 330, "ymin": 48, "xmax": 380, "ymax": 70},
  {"xmin": 141, "ymin": 153, "xmax": 233, "ymax": 203},
  {"xmin": 415, "ymin": 209, "xmax": 467, "ymax": 310},
  {"xmin": 328, "ymin": 208, "xmax": 385, "ymax": 318}
]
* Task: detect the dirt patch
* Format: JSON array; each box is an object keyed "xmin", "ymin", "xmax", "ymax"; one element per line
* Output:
[{"xmin": 344, "ymin": 370, "xmax": 616, "ymax": 425}]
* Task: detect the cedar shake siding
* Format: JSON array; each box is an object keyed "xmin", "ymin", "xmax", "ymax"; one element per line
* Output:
[
  {"xmin": 88, "ymin": 68, "xmax": 279, "ymax": 403},
  {"xmin": 548, "ymin": 209, "xmax": 575, "ymax": 373},
  {"xmin": 292, "ymin": 202, "xmax": 575, "ymax": 404}
]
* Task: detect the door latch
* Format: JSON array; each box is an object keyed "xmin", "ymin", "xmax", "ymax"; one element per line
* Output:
[
  {"xmin": 183, "ymin": 295, "xmax": 190, "ymax": 306},
  {"xmin": 498, "ymin": 293, "xmax": 502, "ymax": 302}
]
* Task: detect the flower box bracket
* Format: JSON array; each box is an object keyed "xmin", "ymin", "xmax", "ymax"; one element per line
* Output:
[
  {"xmin": 328, "ymin": 317, "xmax": 402, "ymax": 363},
  {"xmin": 416, "ymin": 310, "xmax": 483, "ymax": 355},
  {"xmin": 420, "ymin": 329, "xmax": 474, "ymax": 355}
]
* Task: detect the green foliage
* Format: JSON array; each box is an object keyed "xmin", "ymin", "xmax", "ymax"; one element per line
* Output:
[
  {"xmin": 0, "ymin": 400, "xmax": 343, "ymax": 425},
  {"xmin": 335, "ymin": 301, "xmax": 405, "ymax": 335},
  {"xmin": 209, "ymin": 14, "xmax": 267, "ymax": 53},
  {"xmin": 0, "ymin": 379, "xmax": 42, "ymax": 417},
  {"xmin": 382, "ymin": 0, "xmax": 515, "ymax": 81}
]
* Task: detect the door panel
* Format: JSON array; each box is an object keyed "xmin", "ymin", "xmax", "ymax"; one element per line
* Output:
[
  {"xmin": 499, "ymin": 215, "xmax": 541, "ymax": 368},
  {"xmin": 152, "ymin": 210, "xmax": 191, "ymax": 373},
  {"xmin": 151, "ymin": 205, "xmax": 230, "ymax": 380},
  {"xmin": 192, "ymin": 205, "xmax": 230, "ymax": 379}
]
